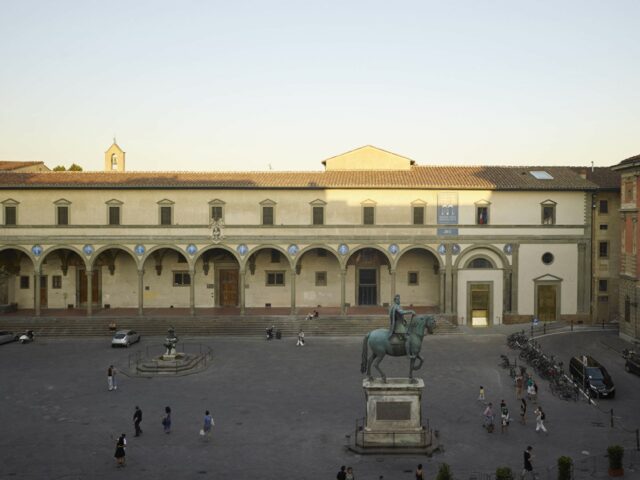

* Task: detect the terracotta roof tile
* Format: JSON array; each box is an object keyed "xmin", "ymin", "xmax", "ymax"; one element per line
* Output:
[
  {"xmin": 0, "ymin": 161, "xmax": 46, "ymax": 171},
  {"xmin": 570, "ymin": 167, "xmax": 621, "ymax": 190},
  {"xmin": 0, "ymin": 166, "xmax": 596, "ymax": 190}
]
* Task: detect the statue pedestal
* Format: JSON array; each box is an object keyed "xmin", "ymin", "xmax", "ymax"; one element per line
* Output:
[{"xmin": 356, "ymin": 378, "xmax": 430, "ymax": 449}]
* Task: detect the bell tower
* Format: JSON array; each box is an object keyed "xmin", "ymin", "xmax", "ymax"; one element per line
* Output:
[{"xmin": 104, "ymin": 139, "xmax": 126, "ymax": 172}]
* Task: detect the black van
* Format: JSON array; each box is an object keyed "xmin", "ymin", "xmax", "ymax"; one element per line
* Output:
[{"xmin": 569, "ymin": 355, "xmax": 615, "ymax": 399}]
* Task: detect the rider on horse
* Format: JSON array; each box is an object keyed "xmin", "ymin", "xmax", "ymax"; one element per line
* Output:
[{"xmin": 388, "ymin": 294, "xmax": 416, "ymax": 358}]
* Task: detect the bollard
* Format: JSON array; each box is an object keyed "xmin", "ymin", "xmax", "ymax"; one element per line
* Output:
[
  {"xmin": 544, "ymin": 322, "xmax": 546, "ymax": 334},
  {"xmin": 571, "ymin": 319, "xmax": 574, "ymax": 331},
  {"xmin": 610, "ymin": 408, "xmax": 614, "ymax": 428}
]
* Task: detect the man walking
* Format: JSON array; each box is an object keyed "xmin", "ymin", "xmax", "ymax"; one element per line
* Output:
[
  {"xmin": 107, "ymin": 365, "xmax": 117, "ymax": 391},
  {"xmin": 521, "ymin": 445, "xmax": 533, "ymax": 479},
  {"xmin": 202, "ymin": 410, "xmax": 214, "ymax": 441},
  {"xmin": 296, "ymin": 328, "xmax": 305, "ymax": 346},
  {"xmin": 133, "ymin": 406, "xmax": 143, "ymax": 437}
]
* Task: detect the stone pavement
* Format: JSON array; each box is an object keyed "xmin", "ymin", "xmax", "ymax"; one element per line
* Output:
[{"xmin": 0, "ymin": 327, "xmax": 638, "ymax": 479}]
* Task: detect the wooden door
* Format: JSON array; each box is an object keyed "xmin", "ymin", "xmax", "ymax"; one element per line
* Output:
[
  {"xmin": 358, "ymin": 268, "xmax": 377, "ymax": 305},
  {"xmin": 78, "ymin": 270, "xmax": 100, "ymax": 306},
  {"xmin": 537, "ymin": 285, "xmax": 557, "ymax": 321},
  {"xmin": 39, "ymin": 275, "xmax": 48, "ymax": 308},
  {"xmin": 218, "ymin": 269, "xmax": 239, "ymax": 306}
]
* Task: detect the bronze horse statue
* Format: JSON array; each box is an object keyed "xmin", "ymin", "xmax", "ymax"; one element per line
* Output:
[{"xmin": 360, "ymin": 314, "xmax": 435, "ymax": 382}]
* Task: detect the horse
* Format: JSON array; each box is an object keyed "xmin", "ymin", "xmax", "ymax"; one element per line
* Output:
[{"xmin": 360, "ymin": 314, "xmax": 435, "ymax": 383}]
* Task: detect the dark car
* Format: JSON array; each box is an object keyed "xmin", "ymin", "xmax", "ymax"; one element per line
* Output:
[
  {"xmin": 0, "ymin": 330, "xmax": 18, "ymax": 345},
  {"xmin": 625, "ymin": 354, "xmax": 640, "ymax": 376},
  {"xmin": 569, "ymin": 355, "xmax": 615, "ymax": 398}
]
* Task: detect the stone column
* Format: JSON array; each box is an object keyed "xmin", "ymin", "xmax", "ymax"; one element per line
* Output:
[
  {"xmin": 452, "ymin": 271, "xmax": 458, "ymax": 316},
  {"xmin": 439, "ymin": 270, "xmax": 446, "ymax": 314},
  {"xmin": 445, "ymin": 247, "xmax": 453, "ymax": 313},
  {"xmin": 137, "ymin": 269, "xmax": 144, "ymax": 316},
  {"xmin": 34, "ymin": 269, "xmax": 41, "ymax": 317},
  {"xmin": 290, "ymin": 268, "xmax": 297, "ymax": 315},
  {"xmin": 511, "ymin": 244, "xmax": 519, "ymax": 314},
  {"xmin": 239, "ymin": 269, "xmax": 246, "ymax": 315},
  {"xmin": 340, "ymin": 269, "xmax": 347, "ymax": 315},
  {"xmin": 189, "ymin": 268, "xmax": 196, "ymax": 316},
  {"xmin": 390, "ymin": 269, "xmax": 396, "ymax": 300},
  {"xmin": 86, "ymin": 269, "xmax": 93, "ymax": 317},
  {"xmin": 503, "ymin": 269, "xmax": 511, "ymax": 313}
]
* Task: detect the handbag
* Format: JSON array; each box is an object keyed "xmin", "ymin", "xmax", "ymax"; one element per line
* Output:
[{"xmin": 199, "ymin": 429, "xmax": 205, "ymax": 436}]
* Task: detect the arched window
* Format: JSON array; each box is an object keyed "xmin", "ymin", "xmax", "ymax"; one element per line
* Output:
[
  {"xmin": 111, "ymin": 154, "xmax": 118, "ymax": 170},
  {"xmin": 467, "ymin": 258, "xmax": 493, "ymax": 269}
]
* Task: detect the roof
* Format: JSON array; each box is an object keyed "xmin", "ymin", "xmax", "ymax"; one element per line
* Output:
[
  {"xmin": 0, "ymin": 161, "xmax": 47, "ymax": 171},
  {"xmin": 0, "ymin": 166, "xmax": 597, "ymax": 190},
  {"xmin": 612, "ymin": 153, "xmax": 640, "ymax": 171},
  {"xmin": 570, "ymin": 167, "xmax": 621, "ymax": 190}
]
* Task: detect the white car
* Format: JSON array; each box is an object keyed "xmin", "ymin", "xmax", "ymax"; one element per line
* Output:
[
  {"xmin": 111, "ymin": 330, "xmax": 141, "ymax": 348},
  {"xmin": 0, "ymin": 330, "xmax": 18, "ymax": 345}
]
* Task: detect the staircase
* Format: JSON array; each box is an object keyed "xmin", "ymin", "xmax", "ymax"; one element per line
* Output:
[{"xmin": 0, "ymin": 314, "xmax": 459, "ymax": 338}]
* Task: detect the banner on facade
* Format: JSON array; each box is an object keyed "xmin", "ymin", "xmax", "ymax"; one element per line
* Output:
[{"xmin": 437, "ymin": 192, "xmax": 458, "ymax": 225}]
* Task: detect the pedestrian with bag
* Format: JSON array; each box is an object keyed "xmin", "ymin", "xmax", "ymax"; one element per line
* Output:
[
  {"xmin": 133, "ymin": 406, "xmax": 143, "ymax": 436},
  {"xmin": 162, "ymin": 406, "xmax": 172, "ymax": 434},
  {"xmin": 297, "ymin": 328, "xmax": 305, "ymax": 346},
  {"xmin": 534, "ymin": 406, "xmax": 547, "ymax": 434},
  {"xmin": 114, "ymin": 433, "xmax": 126, "ymax": 467},
  {"xmin": 201, "ymin": 410, "xmax": 214, "ymax": 441},
  {"xmin": 521, "ymin": 445, "xmax": 533, "ymax": 479}
]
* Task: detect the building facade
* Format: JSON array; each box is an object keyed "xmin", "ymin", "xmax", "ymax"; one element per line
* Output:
[{"xmin": 0, "ymin": 145, "xmax": 597, "ymax": 326}]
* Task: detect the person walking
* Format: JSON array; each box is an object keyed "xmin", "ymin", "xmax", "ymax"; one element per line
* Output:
[
  {"xmin": 500, "ymin": 400, "xmax": 510, "ymax": 434},
  {"xmin": 415, "ymin": 463, "xmax": 424, "ymax": 480},
  {"xmin": 107, "ymin": 365, "xmax": 117, "ymax": 391},
  {"xmin": 202, "ymin": 410, "xmax": 214, "ymax": 441},
  {"xmin": 534, "ymin": 406, "xmax": 547, "ymax": 434},
  {"xmin": 519, "ymin": 398, "xmax": 527, "ymax": 425},
  {"xmin": 345, "ymin": 466, "xmax": 355, "ymax": 480},
  {"xmin": 526, "ymin": 377, "xmax": 536, "ymax": 403},
  {"xmin": 133, "ymin": 406, "xmax": 143, "ymax": 437},
  {"xmin": 114, "ymin": 433, "xmax": 126, "ymax": 467},
  {"xmin": 521, "ymin": 445, "xmax": 533, "ymax": 479},
  {"xmin": 478, "ymin": 385, "xmax": 485, "ymax": 402},
  {"xmin": 162, "ymin": 406, "xmax": 172, "ymax": 434},
  {"xmin": 336, "ymin": 465, "xmax": 347, "ymax": 480},
  {"xmin": 296, "ymin": 328, "xmax": 305, "ymax": 346},
  {"xmin": 515, "ymin": 373, "xmax": 524, "ymax": 399},
  {"xmin": 483, "ymin": 402, "xmax": 495, "ymax": 432}
]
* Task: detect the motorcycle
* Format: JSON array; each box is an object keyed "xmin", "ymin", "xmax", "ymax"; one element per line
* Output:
[
  {"xmin": 622, "ymin": 348, "xmax": 636, "ymax": 360},
  {"xmin": 19, "ymin": 330, "xmax": 35, "ymax": 344}
]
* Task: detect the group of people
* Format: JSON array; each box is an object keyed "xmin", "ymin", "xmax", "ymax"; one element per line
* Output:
[
  {"xmin": 113, "ymin": 404, "xmax": 214, "ymax": 467},
  {"xmin": 480, "ymin": 388, "xmax": 548, "ymax": 434}
]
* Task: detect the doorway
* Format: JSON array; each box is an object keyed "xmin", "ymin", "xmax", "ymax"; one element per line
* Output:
[
  {"xmin": 39, "ymin": 275, "xmax": 48, "ymax": 308},
  {"xmin": 218, "ymin": 269, "xmax": 239, "ymax": 306},
  {"xmin": 358, "ymin": 268, "xmax": 377, "ymax": 305},
  {"xmin": 78, "ymin": 270, "xmax": 100, "ymax": 306},
  {"xmin": 469, "ymin": 283, "xmax": 491, "ymax": 326},
  {"xmin": 537, "ymin": 284, "xmax": 558, "ymax": 321}
]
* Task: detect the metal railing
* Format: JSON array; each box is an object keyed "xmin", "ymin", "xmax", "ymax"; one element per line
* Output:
[
  {"xmin": 128, "ymin": 342, "xmax": 213, "ymax": 374},
  {"xmin": 352, "ymin": 417, "xmax": 431, "ymax": 448}
]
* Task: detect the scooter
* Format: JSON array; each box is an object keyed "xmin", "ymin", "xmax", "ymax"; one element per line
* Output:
[{"xmin": 19, "ymin": 330, "xmax": 35, "ymax": 344}]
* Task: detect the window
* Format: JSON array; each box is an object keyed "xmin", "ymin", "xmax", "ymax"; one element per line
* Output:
[
  {"xmin": 211, "ymin": 206, "xmax": 223, "ymax": 221},
  {"xmin": 57, "ymin": 206, "xmax": 69, "ymax": 225},
  {"xmin": 542, "ymin": 252, "xmax": 554, "ymax": 265},
  {"xmin": 625, "ymin": 181, "xmax": 634, "ymax": 203},
  {"xmin": 599, "ymin": 224, "xmax": 608, "ymax": 231},
  {"xmin": 599, "ymin": 200, "xmax": 608, "ymax": 214},
  {"xmin": 173, "ymin": 272, "xmax": 191, "ymax": 286},
  {"xmin": 468, "ymin": 258, "xmax": 493, "ymax": 269},
  {"xmin": 312, "ymin": 206, "xmax": 324, "ymax": 225},
  {"xmin": 598, "ymin": 279, "xmax": 608, "ymax": 292},
  {"xmin": 266, "ymin": 271, "xmax": 285, "ymax": 286},
  {"xmin": 108, "ymin": 206, "xmax": 120, "ymax": 225},
  {"xmin": 363, "ymin": 206, "xmax": 375, "ymax": 225},
  {"xmin": 541, "ymin": 204, "xmax": 555, "ymax": 225},
  {"xmin": 412, "ymin": 206, "xmax": 425, "ymax": 225},
  {"xmin": 52, "ymin": 275, "xmax": 62, "ymax": 289},
  {"xmin": 408, "ymin": 271, "xmax": 419, "ymax": 285},
  {"xmin": 315, "ymin": 271, "xmax": 327, "ymax": 286},
  {"xmin": 160, "ymin": 206, "xmax": 172, "ymax": 225},
  {"xmin": 599, "ymin": 241, "xmax": 609, "ymax": 258},
  {"xmin": 270, "ymin": 249, "xmax": 280, "ymax": 263},
  {"xmin": 20, "ymin": 276, "xmax": 29, "ymax": 289},
  {"xmin": 4, "ymin": 205, "xmax": 17, "ymax": 225},
  {"xmin": 262, "ymin": 206, "xmax": 274, "ymax": 225},
  {"xmin": 476, "ymin": 206, "xmax": 489, "ymax": 225},
  {"xmin": 530, "ymin": 170, "xmax": 554, "ymax": 180}
]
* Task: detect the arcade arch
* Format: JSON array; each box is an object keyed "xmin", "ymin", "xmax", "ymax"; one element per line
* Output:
[
  {"xmin": 293, "ymin": 247, "xmax": 341, "ymax": 309},
  {"xmin": 395, "ymin": 246, "xmax": 441, "ymax": 310},
  {"xmin": 345, "ymin": 247, "xmax": 392, "ymax": 306}
]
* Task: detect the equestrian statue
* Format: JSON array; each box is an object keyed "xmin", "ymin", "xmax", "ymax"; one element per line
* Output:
[{"xmin": 360, "ymin": 294, "xmax": 435, "ymax": 382}]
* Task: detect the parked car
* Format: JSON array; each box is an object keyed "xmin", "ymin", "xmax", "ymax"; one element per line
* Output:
[
  {"xmin": 625, "ymin": 353, "xmax": 640, "ymax": 376},
  {"xmin": 0, "ymin": 330, "xmax": 18, "ymax": 345},
  {"xmin": 569, "ymin": 355, "xmax": 615, "ymax": 398},
  {"xmin": 111, "ymin": 330, "xmax": 141, "ymax": 348}
]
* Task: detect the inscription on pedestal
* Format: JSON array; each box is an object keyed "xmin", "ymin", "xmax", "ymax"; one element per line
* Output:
[{"xmin": 376, "ymin": 401, "xmax": 411, "ymax": 421}]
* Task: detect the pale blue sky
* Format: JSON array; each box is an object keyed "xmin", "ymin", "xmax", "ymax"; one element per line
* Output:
[{"xmin": 1, "ymin": 1, "xmax": 638, "ymax": 171}]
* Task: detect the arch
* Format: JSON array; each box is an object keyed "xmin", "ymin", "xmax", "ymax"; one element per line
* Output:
[
  {"xmin": 344, "ymin": 244, "xmax": 393, "ymax": 269},
  {"xmin": 39, "ymin": 245, "xmax": 88, "ymax": 270},
  {"xmin": 143, "ymin": 245, "xmax": 193, "ymax": 269},
  {"xmin": 294, "ymin": 245, "xmax": 341, "ymax": 268},
  {"xmin": 453, "ymin": 244, "xmax": 509, "ymax": 270},
  {"xmin": 90, "ymin": 245, "xmax": 138, "ymax": 270},
  {"xmin": 464, "ymin": 256, "xmax": 496, "ymax": 269},
  {"xmin": 193, "ymin": 244, "xmax": 241, "ymax": 266},
  {"xmin": 0, "ymin": 245, "xmax": 34, "ymax": 259},
  {"xmin": 394, "ymin": 245, "xmax": 443, "ymax": 271},
  {"xmin": 246, "ymin": 244, "xmax": 293, "ymax": 270}
]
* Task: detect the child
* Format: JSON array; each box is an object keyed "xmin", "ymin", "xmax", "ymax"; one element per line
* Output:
[
  {"xmin": 478, "ymin": 385, "xmax": 485, "ymax": 401},
  {"xmin": 296, "ymin": 329, "xmax": 305, "ymax": 346}
]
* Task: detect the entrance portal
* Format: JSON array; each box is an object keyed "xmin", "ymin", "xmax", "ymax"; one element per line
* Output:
[
  {"xmin": 218, "ymin": 269, "xmax": 239, "ymax": 306},
  {"xmin": 78, "ymin": 270, "xmax": 100, "ymax": 306},
  {"xmin": 537, "ymin": 285, "xmax": 557, "ymax": 321},
  {"xmin": 358, "ymin": 268, "xmax": 377, "ymax": 305},
  {"xmin": 470, "ymin": 283, "xmax": 491, "ymax": 326}
]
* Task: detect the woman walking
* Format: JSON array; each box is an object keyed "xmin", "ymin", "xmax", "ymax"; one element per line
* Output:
[
  {"xmin": 114, "ymin": 433, "xmax": 126, "ymax": 467},
  {"xmin": 162, "ymin": 406, "xmax": 172, "ymax": 434},
  {"xmin": 519, "ymin": 398, "xmax": 527, "ymax": 425},
  {"xmin": 534, "ymin": 406, "xmax": 547, "ymax": 434}
]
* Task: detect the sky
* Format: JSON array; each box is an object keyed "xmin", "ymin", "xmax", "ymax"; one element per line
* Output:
[{"xmin": 0, "ymin": 1, "xmax": 639, "ymax": 172}]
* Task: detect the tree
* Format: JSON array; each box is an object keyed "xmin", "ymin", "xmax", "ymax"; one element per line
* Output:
[
  {"xmin": 53, "ymin": 165, "xmax": 66, "ymax": 171},
  {"xmin": 436, "ymin": 463, "xmax": 453, "ymax": 480},
  {"xmin": 495, "ymin": 466, "xmax": 514, "ymax": 480},
  {"xmin": 557, "ymin": 456, "xmax": 572, "ymax": 480},
  {"xmin": 68, "ymin": 163, "xmax": 83, "ymax": 171}
]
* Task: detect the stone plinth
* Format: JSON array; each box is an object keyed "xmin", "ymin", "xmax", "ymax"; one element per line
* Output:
[{"xmin": 357, "ymin": 377, "xmax": 429, "ymax": 448}]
